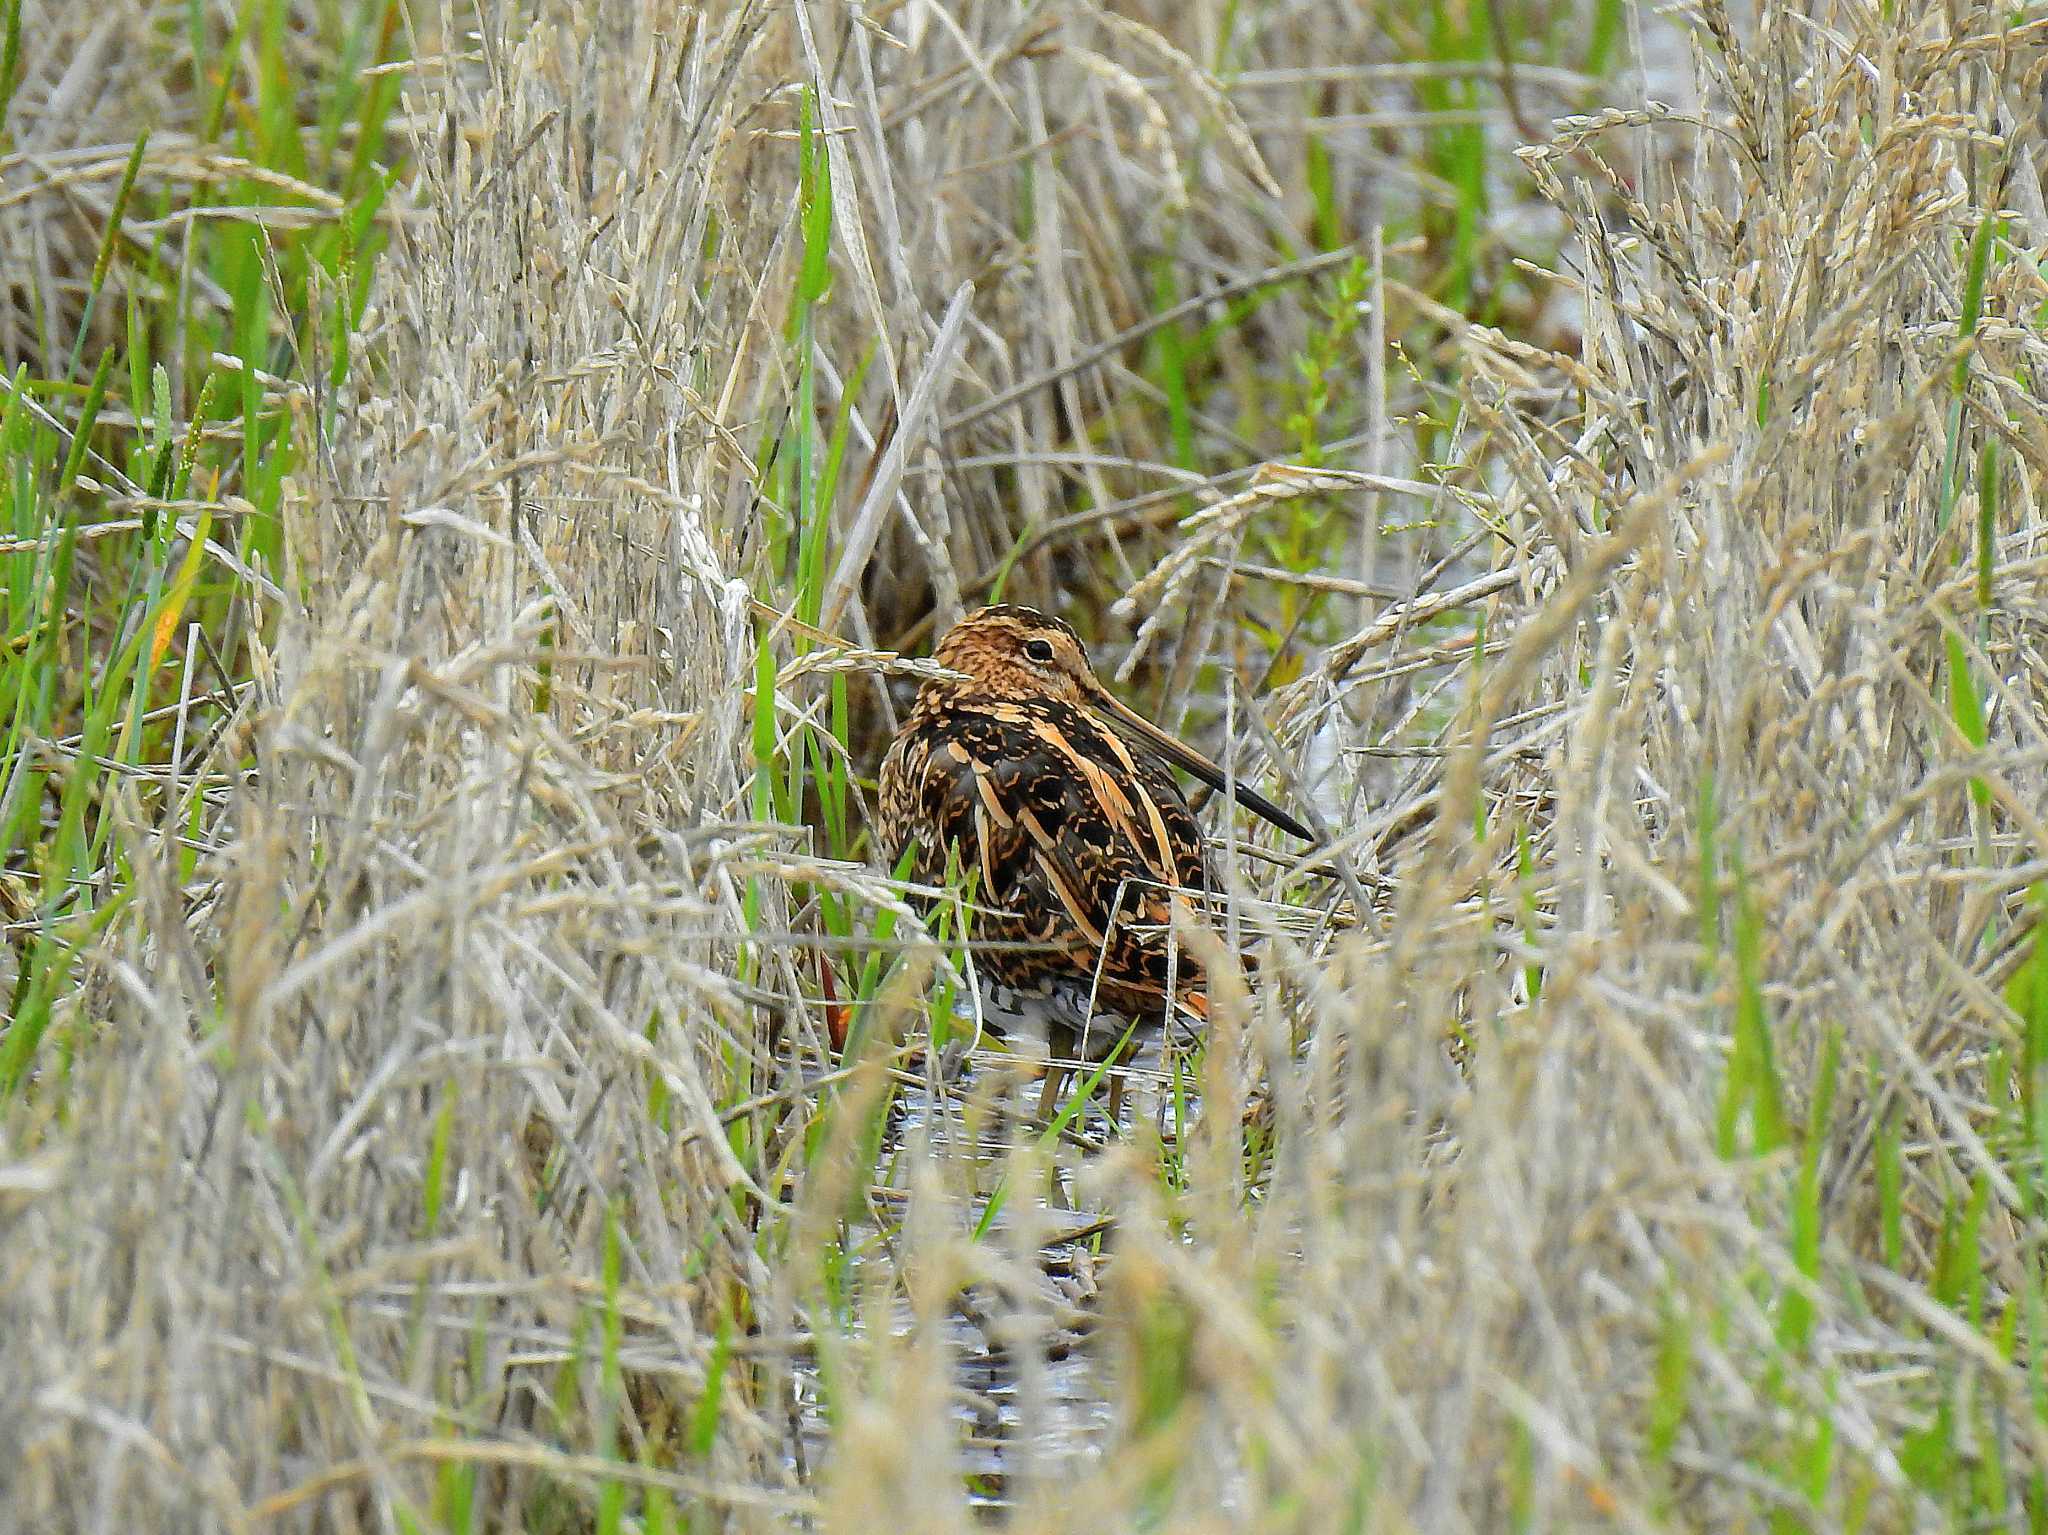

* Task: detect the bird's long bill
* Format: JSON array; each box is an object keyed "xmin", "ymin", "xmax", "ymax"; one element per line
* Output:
[{"xmin": 1092, "ymin": 691, "xmax": 1314, "ymax": 841}]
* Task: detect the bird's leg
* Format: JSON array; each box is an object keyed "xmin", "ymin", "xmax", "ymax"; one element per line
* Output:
[
  {"xmin": 1035, "ymin": 1062, "xmax": 1072, "ymax": 1123},
  {"xmin": 1037, "ymin": 995, "xmax": 1099, "ymax": 1126}
]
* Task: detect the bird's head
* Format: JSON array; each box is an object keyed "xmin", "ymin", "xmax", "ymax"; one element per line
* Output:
[
  {"xmin": 930, "ymin": 604, "xmax": 1097, "ymax": 705},
  {"xmin": 923, "ymin": 604, "xmax": 1311, "ymax": 840}
]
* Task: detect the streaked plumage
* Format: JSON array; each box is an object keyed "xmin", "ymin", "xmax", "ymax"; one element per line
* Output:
[{"xmin": 877, "ymin": 606, "xmax": 1309, "ymax": 1099}]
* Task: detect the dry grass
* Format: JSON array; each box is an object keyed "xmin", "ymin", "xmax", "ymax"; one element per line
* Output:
[{"xmin": 4, "ymin": 0, "xmax": 2048, "ymax": 1529}]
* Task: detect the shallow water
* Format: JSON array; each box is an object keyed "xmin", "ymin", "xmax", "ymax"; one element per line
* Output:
[{"xmin": 788, "ymin": 1025, "xmax": 1196, "ymax": 1509}]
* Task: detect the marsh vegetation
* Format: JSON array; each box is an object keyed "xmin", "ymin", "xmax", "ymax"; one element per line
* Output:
[{"xmin": 3, "ymin": 0, "xmax": 2047, "ymax": 1528}]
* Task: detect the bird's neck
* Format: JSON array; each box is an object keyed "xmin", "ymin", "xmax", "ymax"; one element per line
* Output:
[{"xmin": 914, "ymin": 680, "xmax": 1038, "ymax": 713}]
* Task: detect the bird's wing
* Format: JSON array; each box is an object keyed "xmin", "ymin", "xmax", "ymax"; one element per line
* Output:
[{"xmin": 905, "ymin": 699, "xmax": 1211, "ymax": 1001}]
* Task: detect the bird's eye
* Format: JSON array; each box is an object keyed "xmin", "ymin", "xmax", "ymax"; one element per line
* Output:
[{"xmin": 1024, "ymin": 638, "xmax": 1056, "ymax": 665}]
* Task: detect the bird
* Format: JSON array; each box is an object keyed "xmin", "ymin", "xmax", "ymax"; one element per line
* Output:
[{"xmin": 876, "ymin": 604, "xmax": 1312, "ymax": 1119}]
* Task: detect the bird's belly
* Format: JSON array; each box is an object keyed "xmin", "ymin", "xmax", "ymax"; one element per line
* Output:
[{"xmin": 956, "ymin": 972, "xmax": 1171, "ymax": 1063}]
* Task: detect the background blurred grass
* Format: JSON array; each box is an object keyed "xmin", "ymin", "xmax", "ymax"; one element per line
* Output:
[{"xmin": 3, "ymin": 0, "xmax": 2047, "ymax": 1530}]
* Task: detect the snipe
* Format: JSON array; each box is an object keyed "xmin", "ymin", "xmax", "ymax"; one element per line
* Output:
[{"xmin": 877, "ymin": 605, "xmax": 1310, "ymax": 1116}]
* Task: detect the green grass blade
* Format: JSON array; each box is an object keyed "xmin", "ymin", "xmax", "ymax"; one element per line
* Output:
[
  {"xmin": 68, "ymin": 132, "xmax": 149, "ymax": 382},
  {"xmin": 0, "ymin": 0, "xmax": 22, "ymax": 148}
]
